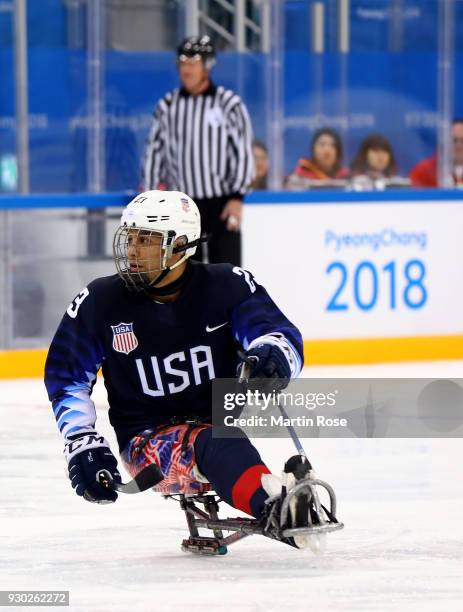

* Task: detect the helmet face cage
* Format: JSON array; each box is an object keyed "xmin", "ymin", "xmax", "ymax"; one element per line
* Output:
[{"xmin": 113, "ymin": 226, "xmax": 175, "ymax": 292}]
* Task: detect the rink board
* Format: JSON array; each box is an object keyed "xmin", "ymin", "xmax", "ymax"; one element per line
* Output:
[
  {"xmin": 1, "ymin": 334, "xmax": 463, "ymax": 378},
  {"xmin": 0, "ymin": 190, "xmax": 462, "ymax": 376},
  {"xmin": 242, "ymin": 191, "xmax": 463, "ymax": 366}
]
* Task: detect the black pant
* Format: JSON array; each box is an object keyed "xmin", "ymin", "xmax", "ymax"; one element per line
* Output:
[
  {"xmin": 194, "ymin": 427, "xmax": 269, "ymax": 518},
  {"xmin": 192, "ymin": 196, "xmax": 241, "ymax": 266}
]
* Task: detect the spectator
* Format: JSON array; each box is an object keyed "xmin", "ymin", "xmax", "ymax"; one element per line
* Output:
[
  {"xmin": 251, "ymin": 140, "xmax": 268, "ymax": 190},
  {"xmin": 350, "ymin": 133, "xmax": 398, "ymax": 179},
  {"xmin": 142, "ymin": 35, "xmax": 254, "ymax": 266},
  {"xmin": 285, "ymin": 128, "xmax": 349, "ymax": 190},
  {"xmin": 410, "ymin": 119, "xmax": 463, "ymax": 187}
]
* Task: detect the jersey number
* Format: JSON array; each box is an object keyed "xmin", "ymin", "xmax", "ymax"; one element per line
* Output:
[
  {"xmin": 67, "ymin": 287, "xmax": 90, "ymax": 319},
  {"xmin": 232, "ymin": 266, "xmax": 256, "ymax": 293}
]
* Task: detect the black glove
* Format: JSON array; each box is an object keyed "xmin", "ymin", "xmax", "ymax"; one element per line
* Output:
[
  {"xmin": 64, "ymin": 430, "xmax": 122, "ymax": 504},
  {"xmin": 240, "ymin": 343, "xmax": 291, "ymax": 391}
]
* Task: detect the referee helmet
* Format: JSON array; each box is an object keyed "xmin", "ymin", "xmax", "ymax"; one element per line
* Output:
[{"xmin": 177, "ymin": 35, "xmax": 216, "ymax": 70}]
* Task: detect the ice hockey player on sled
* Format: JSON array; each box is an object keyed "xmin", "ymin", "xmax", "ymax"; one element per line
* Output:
[{"xmin": 45, "ymin": 189, "xmax": 313, "ymax": 548}]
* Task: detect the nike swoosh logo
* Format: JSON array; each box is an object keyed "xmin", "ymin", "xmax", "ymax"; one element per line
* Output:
[{"xmin": 206, "ymin": 322, "xmax": 228, "ymax": 333}]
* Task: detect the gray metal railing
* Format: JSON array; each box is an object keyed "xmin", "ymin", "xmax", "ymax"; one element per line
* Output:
[{"xmin": 183, "ymin": 0, "xmax": 270, "ymax": 52}]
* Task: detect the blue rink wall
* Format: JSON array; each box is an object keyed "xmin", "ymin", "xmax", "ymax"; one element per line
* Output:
[
  {"xmin": 1, "ymin": 49, "xmax": 463, "ymax": 193},
  {"xmin": 0, "ymin": 189, "xmax": 462, "ymax": 378}
]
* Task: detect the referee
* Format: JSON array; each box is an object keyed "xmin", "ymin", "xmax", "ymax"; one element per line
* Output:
[{"xmin": 142, "ymin": 35, "xmax": 254, "ymax": 266}]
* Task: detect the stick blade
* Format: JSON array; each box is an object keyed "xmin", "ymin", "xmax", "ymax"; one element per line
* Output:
[{"xmin": 115, "ymin": 463, "xmax": 164, "ymax": 494}]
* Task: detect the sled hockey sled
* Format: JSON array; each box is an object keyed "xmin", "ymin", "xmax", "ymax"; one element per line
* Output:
[
  {"xmin": 99, "ymin": 454, "xmax": 344, "ymax": 556},
  {"xmin": 162, "ymin": 455, "xmax": 344, "ymax": 556}
]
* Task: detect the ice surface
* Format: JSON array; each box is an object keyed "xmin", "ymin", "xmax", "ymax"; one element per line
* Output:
[{"xmin": 1, "ymin": 362, "xmax": 462, "ymax": 611}]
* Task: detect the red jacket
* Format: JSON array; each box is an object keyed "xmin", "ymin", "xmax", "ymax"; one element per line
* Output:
[
  {"xmin": 293, "ymin": 158, "xmax": 349, "ymax": 180},
  {"xmin": 409, "ymin": 154, "xmax": 463, "ymax": 187},
  {"xmin": 409, "ymin": 154, "xmax": 438, "ymax": 187}
]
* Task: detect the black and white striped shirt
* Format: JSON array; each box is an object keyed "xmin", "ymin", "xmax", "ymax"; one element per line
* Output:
[{"xmin": 142, "ymin": 83, "xmax": 254, "ymax": 200}]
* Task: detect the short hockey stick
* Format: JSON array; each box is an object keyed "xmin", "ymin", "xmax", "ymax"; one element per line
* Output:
[
  {"xmin": 276, "ymin": 402, "xmax": 309, "ymax": 462},
  {"xmin": 97, "ymin": 463, "xmax": 164, "ymax": 494},
  {"xmin": 238, "ymin": 351, "xmax": 309, "ymax": 461}
]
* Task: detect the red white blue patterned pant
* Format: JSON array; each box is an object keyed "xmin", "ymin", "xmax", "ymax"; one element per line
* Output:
[{"xmin": 122, "ymin": 424, "xmax": 270, "ymax": 517}]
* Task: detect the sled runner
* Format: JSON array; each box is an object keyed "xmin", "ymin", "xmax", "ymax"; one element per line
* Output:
[{"xmin": 162, "ymin": 453, "xmax": 343, "ymax": 556}]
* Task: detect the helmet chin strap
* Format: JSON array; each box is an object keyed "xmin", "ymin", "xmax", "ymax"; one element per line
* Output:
[
  {"xmin": 147, "ymin": 256, "xmax": 192, "ymax": 297},
  {"xmin": 147, "ymin": 233, "xmax": 206, "ymax": 290}
]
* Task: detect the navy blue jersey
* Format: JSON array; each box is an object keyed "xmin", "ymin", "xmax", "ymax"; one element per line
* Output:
[{"xmin": 45, "ymin": 262, "xmax": 303, "ymax": 451}]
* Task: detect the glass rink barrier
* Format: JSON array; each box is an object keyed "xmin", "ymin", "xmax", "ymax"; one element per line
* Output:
[
  {"xmin": 0, "ymin": 193, "xmax": 131, "ymax": 350},
  {"xmin": 1, "ymin": 190, "xmax": 463, "ymax": 371},
  {"xmin": 276, "ymin": 0, "xmax": 462, "ymax": 191},
  {"xmin": 1, "ymin": 1, "xmax": 462, "ymax": 194}
]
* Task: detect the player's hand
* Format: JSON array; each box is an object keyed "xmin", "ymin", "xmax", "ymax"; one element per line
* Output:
[
  {"xmin": 241, "ymin": 344, "xmax": 291, "ymax": 391},
  {"xmin": 220, "ymin": 198, "xmax": 243, "ymax": 231},
  {"xmin": 64, "ymin": 430, "xmax": 122, "ymax": 504}
]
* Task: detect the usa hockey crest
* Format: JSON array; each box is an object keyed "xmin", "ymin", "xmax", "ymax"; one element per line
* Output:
[{"xmin": 111, "ymin": 322, "xmax": 138, "ymax": 355}]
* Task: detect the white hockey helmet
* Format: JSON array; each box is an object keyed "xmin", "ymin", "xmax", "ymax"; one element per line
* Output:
[{"xmin": 113, "ymin": 190, "xmax": 201, "ymax": 291}]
